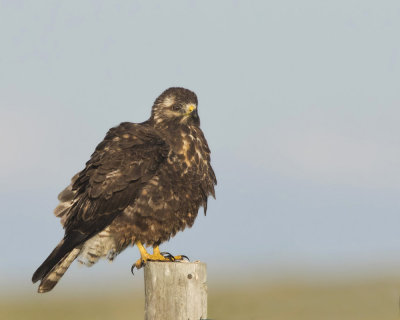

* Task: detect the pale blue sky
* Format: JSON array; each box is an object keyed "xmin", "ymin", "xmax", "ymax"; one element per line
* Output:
[{"xmin": 1, "ymin": 1, "xmax": 400, "ymax": 292}]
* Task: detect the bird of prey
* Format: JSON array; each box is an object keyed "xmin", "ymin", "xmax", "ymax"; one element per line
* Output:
[{"xmin": 32, "ymin": 87, "xmax": 217, "ymax": 293}]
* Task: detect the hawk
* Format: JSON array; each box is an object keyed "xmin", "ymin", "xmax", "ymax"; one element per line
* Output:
[{"xmin": 32, "ymin": 87, "xmax": 217, "ymax": 293}]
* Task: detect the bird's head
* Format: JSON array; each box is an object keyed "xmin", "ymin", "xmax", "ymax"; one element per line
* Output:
[{"xmin": 151, "ymin": 87, "xmax": 200, "ymax": 127}]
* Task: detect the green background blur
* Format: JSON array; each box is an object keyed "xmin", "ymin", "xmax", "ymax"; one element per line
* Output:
[{"xmin": 2, "ymin": 275, "xmax": 400, "ymax": 319}]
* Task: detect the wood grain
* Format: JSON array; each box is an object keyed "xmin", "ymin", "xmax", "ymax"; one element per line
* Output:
[{"xmin": 144, "ymin": 261, "xmax": 207, "ymax": 320}]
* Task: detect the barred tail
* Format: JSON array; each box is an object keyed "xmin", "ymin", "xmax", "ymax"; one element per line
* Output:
[
  {"xmin": 32, "ymin": 231, "xmax": 88, "ymax": 293},
  {"xmin": 36, "ymin": 248, "xmax": 81, "ymax": 293}
]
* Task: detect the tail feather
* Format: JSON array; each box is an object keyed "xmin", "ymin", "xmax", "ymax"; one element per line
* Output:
[
  {"xmin": 32, "ymin": 239, "xmax": 71, "ymax": 283},
  {"xmin": 32, "ymin": 231, "xmax": 87, "ymax": 293},
  {"xmin": 38, "ymin": 248, "xmax": 81, "ymax": 293},
  {"xmin": 33, "ymin": 231, "xmax": 87, "ymax": 284}
]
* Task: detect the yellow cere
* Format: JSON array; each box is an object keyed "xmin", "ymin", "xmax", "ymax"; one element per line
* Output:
[{"xmin": 188, "ymin": 104, "xmax": 196, "ymax": 113}]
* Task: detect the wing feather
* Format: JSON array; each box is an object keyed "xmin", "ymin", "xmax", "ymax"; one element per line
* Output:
[{"xmin": 62, "ymin": 122, "xmax": 169, "ymax": 245}]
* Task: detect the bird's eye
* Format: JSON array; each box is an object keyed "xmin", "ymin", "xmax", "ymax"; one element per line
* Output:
[{"xmin": 172, "ymin": 105, "xmax": 180, "ymax": 111}]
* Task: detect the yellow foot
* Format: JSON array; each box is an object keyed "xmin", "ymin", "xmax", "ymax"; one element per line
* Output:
[{"xmin": 132, "ymin": 242, "xmax": 189, "ymax": 272}]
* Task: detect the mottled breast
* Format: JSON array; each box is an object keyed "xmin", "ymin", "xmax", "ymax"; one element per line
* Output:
[{"xmin": 119, "ymin": 125, "xmax": 216, "ymax": 246}]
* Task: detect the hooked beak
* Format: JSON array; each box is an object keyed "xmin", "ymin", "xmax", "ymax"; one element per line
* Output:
[
  {"xmin": 182, "ymin": 103, "xmax": 199, "ymax": 124},
  {"xmin": 184, "ymin": 104, "xmax": 197, "ymax": 115}
]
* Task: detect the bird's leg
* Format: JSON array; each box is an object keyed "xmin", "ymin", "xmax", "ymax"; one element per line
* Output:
[
  {"xmin": 132, "ymin": 241, "xmax": 189, "ymax": 270},
  {"xmin": 152, "ymin": 246, "xmax": 169, "ymax": 259},
  {"xmin": 133, "ymin": 242, "xmax": 168, "ymax": 270}
]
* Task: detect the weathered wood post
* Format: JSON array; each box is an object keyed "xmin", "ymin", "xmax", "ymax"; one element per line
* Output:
[{"xmin": 144, "ymin": 261, "xmax": 207, "ymax": 320}]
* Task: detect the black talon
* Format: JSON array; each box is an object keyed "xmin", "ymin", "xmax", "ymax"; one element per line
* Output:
[
  {"xmin": 131, "ymin": 264, "xmax": 135, "ymax": 275},
  {"xmin": 131, "ymin": 259, "xmax": 147, "ymax": 274},
  {"xmin": 160, "ymin": 251, "xmax": 170, "ymax": 257},
  {"xmin": 160, "ymin": 252, "xmax": 175, "ymax": 261},
  {"xmin": 160, "ymin": 252, "xmax": 190, "ymax": 262}
]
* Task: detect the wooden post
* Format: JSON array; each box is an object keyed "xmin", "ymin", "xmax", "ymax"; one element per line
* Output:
[{"xmin": 144, "ymin": 261, "xmax": 207, "ymax": 320}]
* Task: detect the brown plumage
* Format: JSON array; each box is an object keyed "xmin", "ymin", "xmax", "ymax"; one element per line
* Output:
[{"xmin": 32, "ymin": 87, "xmax": 217, "ymax": 293}]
